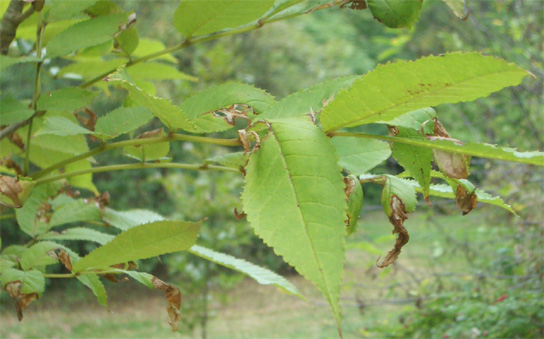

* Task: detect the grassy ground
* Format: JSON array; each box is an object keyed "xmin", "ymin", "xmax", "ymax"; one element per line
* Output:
[{"xmin": 0, "ymin": 207, "xmax": 527, "ymax": 338}]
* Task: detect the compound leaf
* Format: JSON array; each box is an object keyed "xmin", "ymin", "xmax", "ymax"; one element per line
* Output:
[
  {"xmin": 242, "ymin": 118, "xmax": 346, "ymax": 326},
  {"xmin": 321, "ymin": 53, "xmax": 531, "ymax": 132}
]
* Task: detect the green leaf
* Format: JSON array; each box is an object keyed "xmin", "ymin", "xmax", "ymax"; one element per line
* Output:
[
  {"xmin": 174, "ymin": 0, "xmax": 275, "ymax": 38},
  {"xmin": 181, "ymin": 82, "xmax": 276, "ymax": 132},
  {"xmin": 1, "ymin": 268, "xmax": 45, "ymax": 296},
  {"xmin": 76, "ymin": 274, "xmax": 108, "ymax": 307},
  {"xmin": 34, "ymin": 116, "xmax": 92, "ymax": 137},
  {"xmin": 128, "ymin": 62, "xmax": 198, "ymax": 82},
  {"xmin": 49, "ymin": 200, "xmax": 102, "ymax": 228},
  {"xmin": 118, "ymin": 270, "xmax": 154, "ymax": 288},
  {"xmin": 0, "ymin": 55, "xmax": 41, "ymax": 72},
  {"xmin": 20, "ymin": 242, "xmax": 61, "ymax": 271},
  {"xmin": 205, "ymin": 152, "xmax": 249, "ymax": 169},
  {"xmin": 382, "ymin": 107, "xmax": 436, "ymax": 131},
  {"xmin": 331, "ymin": 137, "xmax": 391, "ymax": 175},
  {"xmin": 37, "ymin": 87, "xmax": 98, "ymax": 112},
  {"xmin": 242, "ymin": 118, "xmax": 346, "ymax": 326},
  {"xmin": 15, "ymin": 183, "xmax": 61, "ymax": 237},
  {"xmin": 40, "ymin": 227, "xmax": 115, "ymax": 245},
  {"xmin": 64, "ymin": 159, "xmax": 99, "ymax": 194},
  {"xmin": 321, "ymin": 53, "xmax": 531, "ymax": 132},
  {"xmin": 0, "ymin": 97, "xmax": 34, "ymax": 125},
  {"xmin": 46, "ymin": 13, "xmax": 129, "ymax": 58},
  {"xmin": 368, "ymin": 0, "xmax": 423, "ymax": 28},
  {"xmin": 390, "ymin": 128, "xmax": 433, "ymax": 199},
  {"xmin": 46, "ymin": 0, "xmax": 99, "ymax": 21},
  {"xmin": 58, "ymin": 58, "xmax": 128, "ymax": 80},
  {"xmin": 94, "ymin": 106, "xmax": 154, "ymax": 139},
  {"xmin": 345, "ymin": 175, "xmax": 363, "ymax": 236},
  {"xmin": 103, "ymin": 208, "xmax": 165, "ymax": 231},
  {"xmin": 115, "ymin": 26, "xmax": 139, "ymax": 56},
  {"xmin": 441, "ymin": 0, "xmax": 467, "ymax": 19},
  {"xmin": 381, "ymin": 135, "xmax": 544, "ymax": 166},
  {"xmin": 189, "ymin": 245, "xmax": 303, "ymax": 298},
  {"xmin": 259, "ymin": 75, "xmax": 358, "ymax": 121},
  {"xmin": 382, "ymin": 175, "xmax": 417, "ymax": 216},
  {"xmin": 133, "ymin": 38, "xmax": 177, "ymax": 63},
  {"xmin": 124, "ymin": 130, "xmax": 170, "ymax": 162},
  {"xmin": 107, "ymin": 68, "xmax": 200, "ymax": 132},
  {"xmin": 403, "ymin": 179, "xmax": 516, "ymax": 214},
  {"xmin": 72, "ymin": 220, "xmax": 202, "ymax": 272}
]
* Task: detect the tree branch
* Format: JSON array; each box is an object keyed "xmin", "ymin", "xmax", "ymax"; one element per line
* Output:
[{"xmin": 0, "ymin": 0, "xmax": 35, "ymax": 55}]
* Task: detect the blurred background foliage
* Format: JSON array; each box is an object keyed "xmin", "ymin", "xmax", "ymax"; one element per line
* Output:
[{"xmin": 1, "ymin": 0, "xmax": 542, "ymax": 337}]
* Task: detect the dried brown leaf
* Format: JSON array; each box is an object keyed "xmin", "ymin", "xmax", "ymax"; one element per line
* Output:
[
  {"xmin": 0, "ymin": 156, "xmax": 23, "ymax": 176},
  {"xmin": 152, "ymin": 277, "xmax": 181, "ymax": 332},
  {"xmin": 8, "ymin": 132, "xmax": 25, "ymax": 150},
  {"xmin": 455, "ymin": 184, "xmax": 477, "ymax": 215},
  {"xmin": 136, "ymin": 128, "xmax": 163, "ymax": 139},
  {"xmin": 378, "ymin": 195, "xmax": 410, "ymax": 268},
  {"xmin": 0, "ymin": 175, "xmax": 23, "ymax": 208},
  {"xmin": 57, "ymin": 249, "xmax": 72, "ymax": 272},
  {"xmin": 4, "ymin": 281, "xmax": 39, "ymax": 321}
]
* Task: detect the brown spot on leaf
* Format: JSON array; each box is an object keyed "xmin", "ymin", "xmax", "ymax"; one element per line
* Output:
[
  {"xmin": 340, "ymin": 0, "xmax": 367, "ymax": 10},
  {"xmin": 387, "ymin": 126, "xmax": 399, "ymax": 137},
  {"xmin": 377, "ymin": 195, "xmax": 410, "ymax": 268},
  {"xmin": 455, "ymin": 184, "xmax": 477, "ymax": 215},
  {"xmin": 152, "ymin": 277, "xmax": 182, "ymax": 332},
  {"xmin": 4, "ymin": 281, "xmax": 39, "ymax": 321}
]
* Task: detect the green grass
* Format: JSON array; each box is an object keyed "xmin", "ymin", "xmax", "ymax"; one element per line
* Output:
[{"xmin": 1, "ymin": 207, "xmax": 537, "ymax": 338}]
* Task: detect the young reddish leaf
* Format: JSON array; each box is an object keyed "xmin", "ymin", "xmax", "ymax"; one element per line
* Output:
[{"xmin": 152, "ymin": 277, "xmax": 182, "ymax": 332}]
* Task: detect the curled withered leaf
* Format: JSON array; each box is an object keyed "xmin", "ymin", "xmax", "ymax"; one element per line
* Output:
[
  {"xmin": 344, "ymin": 175, "xmax": 364, "ymax": 236},
  {"xmin": 433, "ymin": 118, "xmax": 451, "ymax": 138},
  {"xmin": 8, "ymin": 132, "xmax": 25, "ymax": 150},
  {"xmin": 152, "ymin": 277, "xmax": 182, "ymax": 332},
  {"xmin": 136, "ymin": 128, "xmax": 164, "ymax": 140},
  {"xmin": 378, "ymin": 195, "xmax": 410, "ymax": 268},
  {"xmin": 455, "ymin": 184, "xmax": 478, "ymax": 215},
  {"xmin": 234, "ymin": 208, "xmax": 246, "ymax": 220},
  {"xmin": 57, "ymin": 249, "xmax": 73, "ymax": 272},
  {"xmin": 5, "ymin": 281, "xmax": 39, "ymax": 321},
  {"xmin": 0, "ymin": 156, "xmax": 23, "ymax": 176},
  {"xmin": 238, "ymin": 130, "xmax": 251, "ymax": 153},
  {"xmin": 387, "ymin": 125, "xmax": 399, "ymax": 137},
  {"xmin": 0, "ymin": 175, "xmax": 35, "ymax": 209},
  {"xmin": 340, "ymin": 0, "xmax": 367, "ymax": 10},
  {"xmin": 213, "ymin": 104, "xmax": 252, "ymax": 126},
  {"xmin": 428, "ymin": 119, "xmax": 471, "ymax": 179}
]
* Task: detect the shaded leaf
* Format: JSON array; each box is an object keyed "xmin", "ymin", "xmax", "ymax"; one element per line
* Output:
[
  {"xmin": 76, "ymin": 274, "xmax": 108, "ymax": 307},
  {"xmin": 34, "ymin": 116, "xmax": 92, "ymax": 137},
  {"xmin": 133, "ymin": 38, "xmax": 177, "ymax": 63},
  {"xmin": 20, "ymin": 242, "xmax": 61, "ymax": 270},
  {"xmin": 49, "ymin": 199, "xmax": 102, "ymax": 228},
  {"xmin": 344, "ymin": 175, "xmax": 363, "ymax": 235},
  {"xmin": 331, "ymin": 137, "xmax": 391, "ymax": 175},
  {"xmin": 321, "ymin": 53, "xmax": 531, "ymax": 132},
  {"xmin": 0, "ymin": 55, "xmax": 41, "ymax": 72},
  {"xmin": 46, "ymin": 0, "xmax": 99, "ymax": 21},
  {"xmin": 37, "ymin": 87, "xmax": 98, "ymax": 112},
  {"xmin": 128, "ymin": 62, "xmax": 197, "ymax": 81},
  {"xmin": 174, "ymin": 0, "xmax": 275, "ymax": 38},
  {"xmin": 124, "ymin": 129, "xmax": 170, "ymax": 162},
  {"xmin": 46, "ymin": 14, "xmax": 129, "ymax": 58},
  {"xmin": 381, "ymin": 107, "xmax": 436, "ymax": 131},
  {"xmin": 205, "ymin": 152, "xmax": 249, "ymax": 169},
  {"xmin": 115, "ymin": 26, "xmax": 139, "ymax": 56},
  {"xmin": 58, "ymin": 58, "xmax": 127, "ymax": 80},
  {"xmin": 242, "ymin": 118, "xmax": 346, "ymax": 326},
  {"xmin": 73, "ymin": 220, "xmax": 202, "ymax": 272},
  {"xmin": 15, "ymin": 182, "xmax": 61, "ymax": 237},
  {"xmin": 0, "ymin": 97, "xmax": 34, "ymax": 125},
  {"xmin": 189, "ymin": 245, "xmax": 302, "ymax": 297}
]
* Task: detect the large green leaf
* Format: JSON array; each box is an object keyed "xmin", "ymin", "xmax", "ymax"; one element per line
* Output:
[
  {"xmin": 64, "ymin": 159, "xmax": 98, "ymax": 194},
  {"xmin": 128, "ymin": 62, "xmax": 198, "ymax": 82},
  {"xmin": 77, "ymin": 274, "xmax": 108, "ymax": 307},
  {"xmin": 181, "ymin": 82, "xmax": 276, "ymax": 132},
  {"xmin": 103, "ymin": 208, "xmax": 165, "ymax": 231},
  {"xmin": 258, "ymin": 75, "xmax": 358, "ymax": 121},
  {"xmin": 46, "ymin": 14, "xmax": 128, "ymax": 58},
  {"xmin": 1, "ymin": 268, "xmax": 45, "ymax": 296},
  {"xmin": 330, "ymin": 137, "xmax": 391, "ymax": 175},
  {"xmin": 108, "ymin": 68, "xmax": 200, "ymax": 132},
  {"xmin": 242, "ymin": 118, "xmax": 346, "ymax": 326},
  {"xmin": 205, "ymin": 152, "xmax": 249, "ymax": 169},
  {"xmin": 46, "ymin": 0, "xmax": 99, "ymax": 21},
  {"xmin": 58, "ymin": 58, "xmax": 128, "ymax": 80},
  {"xmin": 34, "ymin": 116, "xmax": 92, "ymax": 137},
  {"xmin": 37, "ymin": 87, "xmax": 98, "ymax": 112},
  {"xmin": 321, "ymin": 53, "xmax": 530, "ymax": 132},
  {"xmin": 40, "ymin": 227, "xmax": 115, "ymax": 245},
  {"xmin": 19, "ymin": 242, "xmax": 63, "ymax": 270},
  {"xmin": 133, "ymin": 38, "xmax": 177, "ymax": 63},
  {"xmin": 189, "ymin": 245, "xmax": 302, "ymax": 298},
  {"xmin": 72, "ymin": 220, "xmax": 202, "ymax": 272},
  {"xmin": 174, "ymin": 0, "xmax": 275, "ymax": 38}
]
